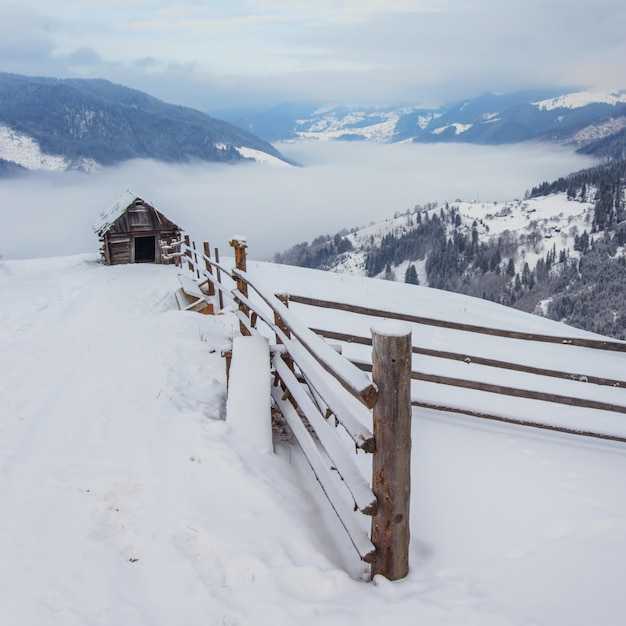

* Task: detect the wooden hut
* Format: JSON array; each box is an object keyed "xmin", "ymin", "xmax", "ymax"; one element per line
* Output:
[{"xmin": 94, "ymin": 191, "xmax": 182, "ymax": 265}]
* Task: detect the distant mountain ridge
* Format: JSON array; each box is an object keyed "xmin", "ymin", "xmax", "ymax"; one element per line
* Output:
[
  {"xmin": 0, "ymin": 72, "xmax": 292, "ymax": 173},
  {"xmin": 222, "ymin": 89, "xmax": 626, "ymax": 159}
]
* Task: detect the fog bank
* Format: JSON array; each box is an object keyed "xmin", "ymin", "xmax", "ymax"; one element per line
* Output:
[{"xmin": 0, "ymin": 141, "xmax": 597, "ymax": 261}]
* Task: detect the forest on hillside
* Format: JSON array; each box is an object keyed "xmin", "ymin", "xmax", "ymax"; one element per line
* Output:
[{"xmin": 275, "ymin": 160, "xmax": 626, "ymax": 340}]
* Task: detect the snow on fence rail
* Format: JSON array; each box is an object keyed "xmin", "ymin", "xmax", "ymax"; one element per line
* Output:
[
  {"xmin": 278, "ymin": 296, "xmax": 626, "ymax": 444},
  {"xmin": 286, "ymin": 295, "xmax": 626, "ymax": 353},
  {"xmin": 168, "ymin": 237, "xmax": 412, "ymax": 580},
  {"xmin": 168, "ymin": 234, "xmax": 626, "ymax": 582}
]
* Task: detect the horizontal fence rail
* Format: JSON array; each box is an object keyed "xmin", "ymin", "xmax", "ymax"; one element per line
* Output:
[
  {"xmin": 287, "ymin": 295, "xmax": 626, "ymax": 353},
  {"xmin": 170, "ymin": 236, "xmax": 626, "ymax": 582},
  {"xmin": 281, "ymin": 294, "xmax": 626, "ymax": 444},
  {"xmin": 310, "ymin": 328, "xmax": 626, "ymax": 389}
]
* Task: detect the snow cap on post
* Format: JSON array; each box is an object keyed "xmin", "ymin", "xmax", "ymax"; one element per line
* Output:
[
  {"xmin": 371, "ymin": 319, "xmax": 412, "ymax": 338},
  {"xmin": 229, "ymin": 235, "xmax": 248, "ymax": 248}
]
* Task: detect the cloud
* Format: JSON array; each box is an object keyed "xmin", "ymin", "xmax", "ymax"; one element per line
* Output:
[
  {"xmin": 1, "ymin": 0, "xmax": 624, "ymax": 112},
  {"xmin": 66, "ymin": 47, "xmax": 106, "ymax": 68},
  {"xmin": 0, "ymin": 142, "xmax": 597, "ymax": 262},
  {"xmin": 0, "ymin": 5, "xmax": 58, "ymax": 72}
]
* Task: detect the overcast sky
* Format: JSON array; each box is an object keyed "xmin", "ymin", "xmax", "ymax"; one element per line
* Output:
[{"xmin": 0, "ymin": 0, "xmax": 625, "ymax": 112}]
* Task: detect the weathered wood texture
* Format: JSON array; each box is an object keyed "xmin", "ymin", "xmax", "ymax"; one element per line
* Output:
[
  {"xmin": 98, "ymin": 197, "xmax": 181, "ymax": 266},
  {"xmin": 202, "ymin": 242, "xmax": 216, "ymax": 296},
  {"xmin": 214, "ymin": 247, "xmax": 224, "ymax": 310},
  {"xmin": 370, "ymin": 323, "xmax": 412, "ymax": 581},
  {"xmin": 307, "ymin": 327, "xmax": 626, "ymax": 389},
  {"xmin": 230, "ymin": 239, "xmax": 251, "ymax": 335}
]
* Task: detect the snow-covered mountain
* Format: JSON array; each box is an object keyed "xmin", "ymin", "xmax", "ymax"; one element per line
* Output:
[
  {"xmin": 225, "ymin": 89, "xmax": 626, "ymax": 157},
  {"xmin": 0, "ymin": 72, "xmax": 293, "ymax": 173}
]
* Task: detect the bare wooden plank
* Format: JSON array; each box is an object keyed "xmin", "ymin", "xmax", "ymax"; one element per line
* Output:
[
  {"xmin": 271, "ymin": 386, "xmax": 376, "ymax": 563},
  {"xmin": 273, "ymin": 354, "xmax": 377, "ymax": 515},
  {"xmin": 287, "ymin": 295, "xmax": 626, "ymax": 353}
]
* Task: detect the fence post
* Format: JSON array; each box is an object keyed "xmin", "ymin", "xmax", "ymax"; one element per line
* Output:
[
  {"xmin": 275, "ymin": 294, "xmax": 294, "ymax": 372},
  {"xmin": 192, "ymin": 241, "xmax": 200, "ymax": 279},
  {"xmin": 184, "ymin": 235, "xmax": 193, "ymax": 273},
  {"xmin": 203, "ymin": 241, "xmax": 216, "ymax": 296},
  {"xmin": 370, "ymin": 320, "xmax": 412, "ymax": 581},
  {"xmin": 229, "ymin": 237, "xmax": 250, "ymax": 336},
  {"xmin": 214, "ymin": 247, "xmax": 224, "ymax": 311}
]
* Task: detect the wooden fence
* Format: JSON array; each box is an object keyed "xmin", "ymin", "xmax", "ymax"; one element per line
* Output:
[
  {"xmin": 164, "ymin": 235, "xmax": 626, "ymax": 582},
  {"xmin": 281, "ymin": 295, "xmax": 626, "ymax": 444},
  {"xmin": 166, "ymin": 237, "xmax": 412, "ymax": 580}
]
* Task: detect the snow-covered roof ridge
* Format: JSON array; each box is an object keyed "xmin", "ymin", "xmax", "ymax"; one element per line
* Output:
[{"xmin": 93, "ymin": 189, "xmax": 141, "ymax": 236}]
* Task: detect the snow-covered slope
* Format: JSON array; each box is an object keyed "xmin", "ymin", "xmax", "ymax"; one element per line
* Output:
[
  {"xmin": 294, "ymin": 108, "xmax": 409, "ymax": 142},
  {"xmin": 532, "ymin": 90, "xmax": 626, "ymax": 111},
  {"xmin": 1, "ymin": 253, "xmax": 626, "ymax": 625},
  {"xmin": 0, "ymin": 123, "xmax": 290, "ymax": 172},
  {"xmin": 0, "ymin": 124, "xmax": 99, "ymax": 172},
  {"xmin": 329, "ymin": 191, "xmax": 596, "ymax": 282}
]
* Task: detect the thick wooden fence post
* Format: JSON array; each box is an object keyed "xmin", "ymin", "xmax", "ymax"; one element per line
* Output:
[
  {"xmin": 229, "ymin": 237, "xmax": 250, "ymax": 335},
  {"xmin": 203, "ymin": 241, "xmax": 216, "ymax": 296},
  {"xmin": 370, "ymin": 321, "xmax": 412, "ymax": 581}
]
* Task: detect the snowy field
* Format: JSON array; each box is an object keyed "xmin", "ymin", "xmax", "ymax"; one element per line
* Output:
[{"xmin": 1, "ymin": 254, "xmax": 626, "ymax": 626}]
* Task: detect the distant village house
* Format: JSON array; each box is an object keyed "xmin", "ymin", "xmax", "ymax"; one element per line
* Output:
[{"xmin": 94, "ymin": 191, "xmax": 181, "ymax": 265}]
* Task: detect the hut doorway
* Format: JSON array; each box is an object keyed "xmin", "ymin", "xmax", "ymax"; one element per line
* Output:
[{"xmin": 134, "ymin": 235, "xmax": 156, "ymax": 262}]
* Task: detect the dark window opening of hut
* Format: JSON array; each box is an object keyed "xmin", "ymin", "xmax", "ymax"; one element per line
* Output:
[{"xmin": 134, "ymin": 236, "xmax": 156, "ymax": 262}]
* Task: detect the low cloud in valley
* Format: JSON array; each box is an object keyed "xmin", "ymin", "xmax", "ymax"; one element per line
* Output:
[{"xmin": 0, "ymin": 142, "xmax": 597, "ymax": 263}]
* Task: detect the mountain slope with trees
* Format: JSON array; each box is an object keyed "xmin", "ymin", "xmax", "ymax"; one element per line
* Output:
[{"xmin": 0, "ymin": 72, "xmax": 292, "ymax": 171}]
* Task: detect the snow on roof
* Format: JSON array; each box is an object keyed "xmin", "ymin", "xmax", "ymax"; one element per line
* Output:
[{"xmin": 93, "ymin": 189, "xmax": 142, "ymax": 236}]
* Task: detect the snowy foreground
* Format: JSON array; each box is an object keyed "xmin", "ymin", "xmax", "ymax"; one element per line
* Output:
[{"xmin": 1, "ymin": 254, "xmax": 626, "ymax": 626}]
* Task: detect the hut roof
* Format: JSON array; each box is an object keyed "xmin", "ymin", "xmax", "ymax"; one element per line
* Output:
[
  {"xmin": 94, "ymin": 190, "xmax": 143, "ymax": 237},
  {"xmin": 94, "ymin": 190, "xmax": 181, "ymax": 238}
]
